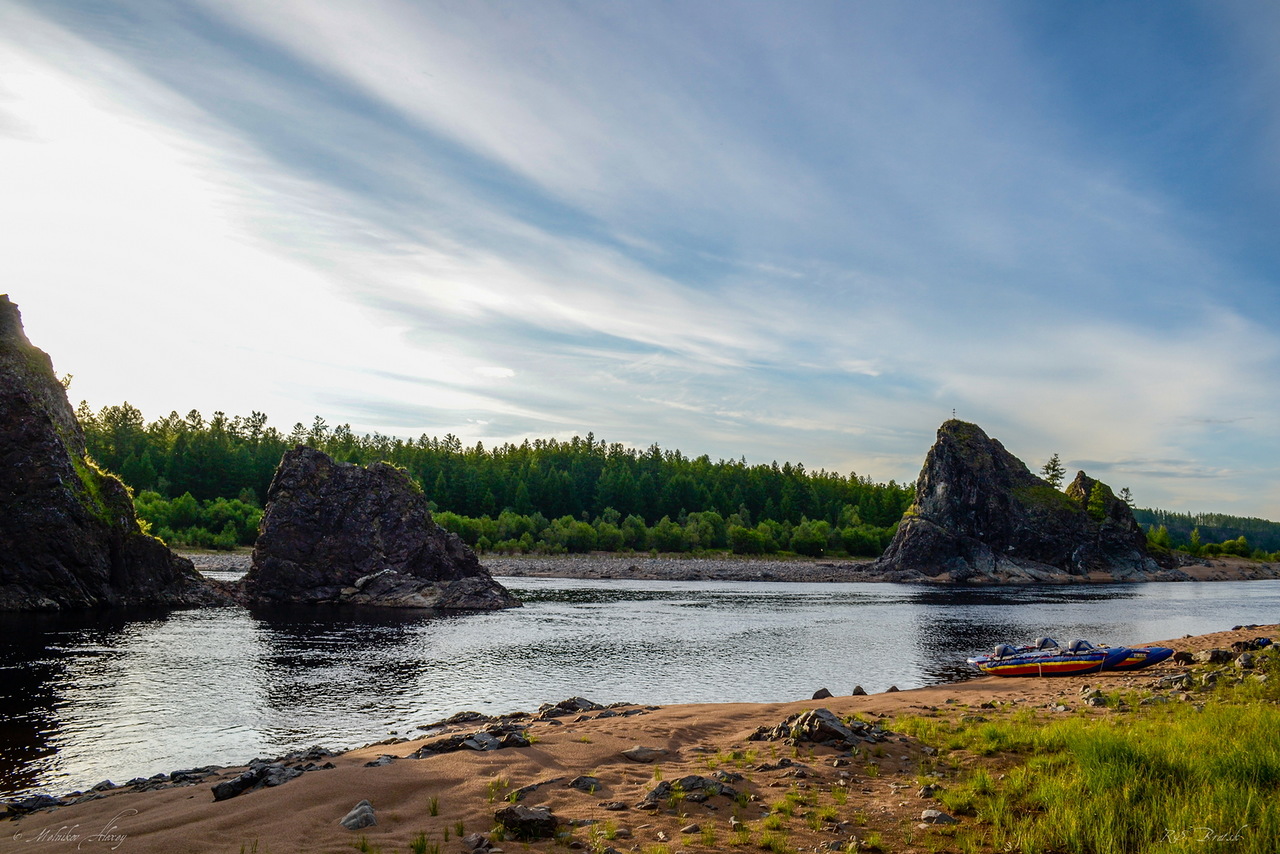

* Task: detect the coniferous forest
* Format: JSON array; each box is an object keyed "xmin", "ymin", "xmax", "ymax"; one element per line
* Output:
[
  {"xmin": 76, "ymin": 401, "xmax": 1280, "ymax": 560},
  {"xmin": 76, "ymin": 402, "xmax": 915, "ymax": 557}
]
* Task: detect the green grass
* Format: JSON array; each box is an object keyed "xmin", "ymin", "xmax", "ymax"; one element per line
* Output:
[
  {"xmin": 897, "ymin": 650, "xmax": 1280, "ymax": 854},
  {"xmin": 485, "ymin": 777, "xmax": 508, "ymax": 803},
  {"xmin": 759, "ymin": 830, "xmax": 791, "ymax": 853},
  {"xmin": 409, "ymin": 834, "xmax": 439, "ymax": 854},
  {"xmin": 700, "ymin": 823, "xmax": 718, "ymax": 847}
]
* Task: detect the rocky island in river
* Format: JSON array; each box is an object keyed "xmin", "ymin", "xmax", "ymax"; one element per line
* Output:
[
  {"xmin": 0, "ymin": 294, "xmax": 226, "ymax": 610},
  {"xmin": 869, "ymin": 419, "xmax": 1191, "ymax": 583},
  {"xmin": 243, "ymin": 446, "xmax": 520, "ymax": 611}
]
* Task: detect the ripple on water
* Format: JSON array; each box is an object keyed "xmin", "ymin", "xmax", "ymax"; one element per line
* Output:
[{"xmin": 1, "ymin": 577, "xmax": 1277, "ymax": 798}]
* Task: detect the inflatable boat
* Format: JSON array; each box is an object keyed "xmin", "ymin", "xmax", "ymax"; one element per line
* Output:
[{"xmin": 967, "ymin": 638, "xmax": 1132, "ymax": 677}]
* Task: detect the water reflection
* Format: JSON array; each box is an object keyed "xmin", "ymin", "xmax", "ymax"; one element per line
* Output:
[
  {"xmin": 0, "ymin": 608, "xmax": 173, "ymax": 796},
  {"xmin": 2, "ymin": 578, "xmax": 1278, "ymax": 800}
]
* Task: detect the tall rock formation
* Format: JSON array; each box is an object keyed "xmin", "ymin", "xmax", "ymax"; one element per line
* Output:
[
  {"xmin": 0, "ymin": 295, "xmax": 225, "ymax": 610},
  {"xmin": 873, "ymin": 420, "xmax": 1179, "ymax": 582},
  {"xmin": 242, "ymin": 447, "xmax": 521, "ymax": 610}
]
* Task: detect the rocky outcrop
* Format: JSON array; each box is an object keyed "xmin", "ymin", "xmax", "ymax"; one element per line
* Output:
[
  {"xmin": 242, "ymin": 447, "xmax": 521, "ymax": 610},
  {"xmin": 0, "ymin": 295, "xmax": 227, "ymax": 610},
  {"xmin": 873, "ymin": 420, "xmax": 1184, "ymax": 583}
]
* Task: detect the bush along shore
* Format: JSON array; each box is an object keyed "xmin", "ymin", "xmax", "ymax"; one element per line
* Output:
[{"xmin": 2, "ymin": 625, "xmax": 1276, "ymax": 854}]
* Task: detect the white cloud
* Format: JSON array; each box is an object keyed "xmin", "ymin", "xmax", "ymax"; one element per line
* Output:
[{"xmin": 2, "ymin": 1, "xmax": 1277, "ymax": 519}]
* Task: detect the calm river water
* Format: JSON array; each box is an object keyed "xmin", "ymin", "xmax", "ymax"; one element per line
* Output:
[{"xmin": 2, "ymin": 578, "xmax": 1278, "ymax": 799}]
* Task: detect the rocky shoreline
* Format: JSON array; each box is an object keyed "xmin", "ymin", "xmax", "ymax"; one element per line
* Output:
[{"xmin": 186, "ymin": 551, "xmax": 1280, "ymax": 584}]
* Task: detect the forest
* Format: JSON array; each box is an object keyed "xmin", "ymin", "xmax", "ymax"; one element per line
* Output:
[
  {"xmin": 76, "ymin": 402, "xmax": 914, "ymax": 557},
  {"xmin": 1134, "ymin": 508, "xmax": 1280, "ymax": 556},
  {"xmin": 77, "ymin": 401, "xmax": 1279, "ymax": 562}
]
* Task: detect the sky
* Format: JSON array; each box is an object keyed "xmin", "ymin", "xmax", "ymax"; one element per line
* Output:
[{"xmin": 1, "ymin": 0, "xmax": 1277, "ymax": 519}]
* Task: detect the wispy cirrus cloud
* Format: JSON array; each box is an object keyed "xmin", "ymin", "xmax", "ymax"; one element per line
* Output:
[{"xmin": 2, "ymin": 0, "xmax": 1279, "ymax": 517}]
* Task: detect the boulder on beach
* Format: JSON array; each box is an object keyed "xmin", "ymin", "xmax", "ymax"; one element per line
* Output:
[
  {"xmin": 873, "ymin": 419, "xmax": 1182, "ymax": 583},
  {"xmin": 493, "ymin": 804, "xmax": 559, "ymax": 840},
  {"xmin": 0, "ymin": 294, "xmax": 228, "ymax": 610},
  {"xmin": 242, "ymin": 446, "xmax": 521, "ymax": 610}
]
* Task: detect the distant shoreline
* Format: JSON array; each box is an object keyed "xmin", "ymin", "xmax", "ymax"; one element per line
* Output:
[{"xmin": 184, "ymin": 551, "xmax": 1280, "ymax": 584}]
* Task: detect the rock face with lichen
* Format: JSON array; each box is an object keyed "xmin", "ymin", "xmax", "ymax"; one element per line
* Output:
[
  {"xmin": 242, "ymin": 447, "xmax": 521, "ymax": 610},
  {"xmin": 872, "ymin": 420, "xmax": 1182, "ymax": 583},
  {"xmin": 0, "ymin": 294, "xmax": 227, "ymax": 610}
]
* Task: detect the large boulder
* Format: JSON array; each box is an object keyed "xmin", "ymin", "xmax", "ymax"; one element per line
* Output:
[
  {"xmin": 0, "ymin": 294, "xmax": 226, "ymax": 610},
  {"xmin": 873, "ymin": 420, "xmax": 1169, "ymax": 582},
  {"xmin": 242, "ymin": 447, "xmax": 521, "ymax": 610}
]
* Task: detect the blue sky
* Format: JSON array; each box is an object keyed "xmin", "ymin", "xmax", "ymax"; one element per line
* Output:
[{"xmin": 2, "ymin": 0, "xmax": 1277, "ymax": 519}]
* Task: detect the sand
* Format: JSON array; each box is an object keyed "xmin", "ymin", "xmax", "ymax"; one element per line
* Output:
[{"xmin": 3, "ymin": 623, "xmax": 1274, "ymax": 854}]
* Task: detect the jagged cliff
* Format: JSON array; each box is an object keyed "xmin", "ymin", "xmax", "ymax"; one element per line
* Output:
[
  {"xmin": 872, "ymin": 420, "xmax": 1187, "ymax": 583},
  {"xmin": 0, "ymin": 295, "xmax": 227, "ymax": 610},
  {"xmin": 242, "ymin": 447, "xmax": 521, "ymax": 610}
]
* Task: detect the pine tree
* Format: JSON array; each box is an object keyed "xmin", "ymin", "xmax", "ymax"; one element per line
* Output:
[{"xmin": 1040, "ymin": 453, "xmax": 1066, "ymax": 489}]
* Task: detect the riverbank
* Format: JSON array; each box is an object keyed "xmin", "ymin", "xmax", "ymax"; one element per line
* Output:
[
  {"xmin": 3, "ymin": 624, "xmax": 1274, "ymax": 854},
  {"xmin": 186, "ymin": 551, "xmax": 1280, "ymax": 584}
]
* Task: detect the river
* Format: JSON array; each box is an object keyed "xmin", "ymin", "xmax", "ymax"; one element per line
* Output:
[{"xmin": 1, "ymin": 577, "xmax": 1277, "ymax": 799}]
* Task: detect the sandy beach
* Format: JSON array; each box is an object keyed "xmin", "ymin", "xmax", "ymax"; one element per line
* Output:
[{"xmin": 3, "ymin": 623, "xmax": 1274, "ymax": 854}]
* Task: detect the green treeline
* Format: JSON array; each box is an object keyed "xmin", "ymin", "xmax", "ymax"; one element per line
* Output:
[
  {"xmin": 77, "ymin": 402, "xmax": 914, "ymax": 556},
  {"xmin": 1136, "ymin": 508, "xmax": 1280, "ymax": 558}
]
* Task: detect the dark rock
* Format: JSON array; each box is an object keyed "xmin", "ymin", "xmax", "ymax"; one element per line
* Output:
[
  {"xmin": 1155, "ymin": 673, "xmax": 1192, "ymax": 690},
  {"xmin": 494, "ymin": 804, "xmax": 559, "ymax": 840},
  {"xmin": 242, "ymin": 447, "xmax": 520, "ymax": 610},
  {"xmin": 748, "ymin": 708, "xmax": 887, "ymax": 748},
  {"xmin": 442, "ymin": 710, "xmax": 489, "ymax": 725},
  {"xmin": 885, "ymin": 685, "xmax": 900, "ymax": 693},
  {"xmin": 812, "ymin": 688, "xmax": 833, "ymax": 700},
  {"xmin": 211, "ymin": 769, "xmax": 262, "ymax": 802},
  {"xmin": 873, "ymin": 420, "xmax": 1179, "ymax": 583},
  {"xmin": 0, "ymin": 295, "xmax": 230, "ymax": 611},
  {"xmin": 850, "ymin": 685, "xmax": 867, "ymax": 696},
  {"xmin": 638, "ymin": 776, "xmax": 739, "ymax": 810},
  {"xmin": 598, "ymin": 801, "xmax": 629, "ymax": 811},
  {"xmin": 1193, "ymin": 648, "xmax": 1234, "ymax": 665},
  {"xmin": 554, "ymin": 696, "xmax": 605, "ymax": 712},
  {"xmin": 410, "ymin": 723, "xmax": 531, "ymax": 758},
  {"xmin": 211, "ymin": 760, "xmax": 302, "ymax": 801},
  {"xmin": 567, "ymin": 776, "xmax": 601, "ymax": 792},
  {"xmin": 284, "ymin": 745, "xmax": 334, "ymax": 763},
  {"xmin": 461, "ymin": 832, "xmax": 493, "ymax": 852},
  {"xmin": 1172, "ymin": 651, "xmax": 1194, "ymax": 665},
  {"xmin": 920, "ymin": 808, "xmax": 958, "ymax": 825},
  {"xmin": 340, "ymin": 800, "xmax": 377, "ymax": 830},
  {"xmin": 5, "ymin": 793, "xmax": 62, "ymax": 814}
]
